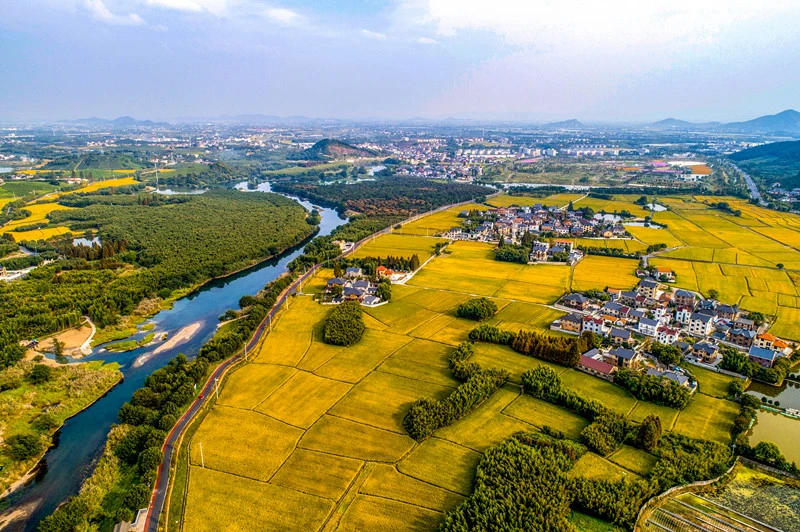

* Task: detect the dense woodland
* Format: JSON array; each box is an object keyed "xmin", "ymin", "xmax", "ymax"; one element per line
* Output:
[
  {"xmin": 272, "ymin": 177, "xmax": 491, "ymax": 217},
  {"xmin": 323, "ymin": 302, "xmax": 365, "ymax": 346},
  {"xmin": 0, "ymin": 190, "xmax": 314, "ymax": 368}
]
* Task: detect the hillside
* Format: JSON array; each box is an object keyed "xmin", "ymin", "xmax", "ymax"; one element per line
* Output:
[
  {"xmin": 301, "ymin": 139, "xmax": 375, "ymax": 160},
  {"xmin": 543, "ymin": 119, "xmax": 583, "ymax": 129},
  {"xmin": 649, "ymin": 110, "xmax": 800, "ymax": 135},
  {"xmin": 730, "ymin": 140, "xmax": 800, "ymax": 188},
  {"xmin": 720, "ymin": 110, "xmax": 800, "ymax": 134}
]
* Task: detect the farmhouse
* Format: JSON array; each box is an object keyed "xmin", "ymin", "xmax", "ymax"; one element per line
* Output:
[
  {"xmin": 609, "ymin": 328, "xmax": 633, "ymax": 346},
  {"xmin": 748, "ymin": 345, "xmax": 782, "ymax": 368},
  {"xmin": 688, "ymin": 312, "xmax": 714, "ymax": 337},
  {"xmin": 637, "ymin": 279, "xmax": 661, "ymax": 299},
  {"xmin": 582, "ymin": 315, "xmax": 607, "ymax": 335},
  {"xmin": 656, "ymin": 326, "xmax": 679, "ymax": 345},
  {"xmin": 611, "ymin": 347, "xmax": 640, "ymax": 368},
  {"xmin": 559, "ymin": 313, "xmax": 583, "ymax": 333},
  {"xmin": 563, "ymin": 293, "xmax": 589, "ymax": 310},
  {"xmin": 579, "ymin": 349, "xmax": 616, "ymax": 381},
  {"xmin": 691, "ymin": 341, "xmax": 719, "ymax": 363},
  {"xmin": 673, "ymin": 289, "xmax": 696, "ymax": 308},
  {"xmin": 638, "ymin": 317, "xmax": 659, "ymax": 337},
  {"xmin": 729, "ymin": 328, "xmax": 756, "ymax": 348}
]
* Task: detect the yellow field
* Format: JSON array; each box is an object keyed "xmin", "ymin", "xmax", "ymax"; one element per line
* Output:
[
  {"xmin": 397, "ymin": 203, "xmax": 488, "ymax": 236},
  {"xmin": 352, "ymin": 233, "xmax": 444, "ymax": 259},
  {"xmin": 179, "ymin": 193, "xmax": 767, "ymax": 530},
  {"xmin": 9, "ymin": 226, "xmax": 72, "ymax": 242},
  {"xmin": 74, "ymin": 176, "xmax": 138, "ymax": 193},
  {"xmin": 572, "ymin": 255, "xmax": 640, "ymax": 292}
]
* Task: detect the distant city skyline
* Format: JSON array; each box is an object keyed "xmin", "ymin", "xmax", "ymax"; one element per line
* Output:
[{"xmin": 2, "ymin": 1, "xmax": 800, "ymax": 122}]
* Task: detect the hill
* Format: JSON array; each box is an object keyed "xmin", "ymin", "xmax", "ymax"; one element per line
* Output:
[
  {"xmin": 543, "ymin": 119, "xmax": 583, "ymax": 129},
  {"xmin": 300, "ymin": 139, "xmax": 375, "ymax": 160},
  {"xmin": 719, "ymin": 109, "xmax": 800, "ymax": 134},
  {"xmin": 648, "ymin": 110, "xmax": 800, "ymax": 135},
  {"xmin": 729, "ymin": 140, "xmax": 800, "ymax": 188}
]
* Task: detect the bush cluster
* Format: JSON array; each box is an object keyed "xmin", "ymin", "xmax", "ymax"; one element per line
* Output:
[
  {"xmin": 614, "ymin": 368, "xmax": 691, "ymax": 409},
  {"xmin": 323, "ymin": 301, "xmax": 365, "ymax": 346},
  {"xmin": 455, "ymin": 297, "xmax": 498, "ymax": 321}
]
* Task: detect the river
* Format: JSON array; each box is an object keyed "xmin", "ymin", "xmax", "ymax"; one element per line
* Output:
[{"xmin": 1, "ymin": 184, "xmax": 346, "ymax": 530}]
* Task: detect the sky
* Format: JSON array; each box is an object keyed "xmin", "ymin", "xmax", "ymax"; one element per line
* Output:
[{"xmin": 1, "ymin": 0, "xmax": 800, "ymax": 123}]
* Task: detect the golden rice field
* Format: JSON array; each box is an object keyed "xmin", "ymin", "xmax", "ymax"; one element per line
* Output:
[
  {"xmin": 72, "ymin": 176, "xmax": 138, "ymax": 193},
  {"xmin": 178, "ymin": 200, "xmax": 745, "ymax": 530}
]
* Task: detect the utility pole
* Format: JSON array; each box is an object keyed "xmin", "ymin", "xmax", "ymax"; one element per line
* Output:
[{"xmin": 199, "ymin": 442, "xmax": 205, "ymax": 468}]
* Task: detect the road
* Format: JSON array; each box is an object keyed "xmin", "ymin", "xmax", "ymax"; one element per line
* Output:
[
  {"xmin": 730, "ymin": 163, "xmax": 765, "ymax": 205},
  {"xmin": 143, "ymin": 194, "xmax": 497, "ymax": 532}
]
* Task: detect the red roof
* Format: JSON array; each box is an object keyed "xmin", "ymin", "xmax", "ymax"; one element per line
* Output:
[{"xmin": 580, "ymin": 355, "xmax": 615, "ymax": 375}]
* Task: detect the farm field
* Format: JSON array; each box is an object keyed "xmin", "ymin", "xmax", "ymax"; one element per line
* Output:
[{"xmin": 175, "ymin": 192, "xmax": 785, "ymax": 531}]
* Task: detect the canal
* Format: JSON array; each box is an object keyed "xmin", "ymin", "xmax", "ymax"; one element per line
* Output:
[{"xmin": 2, "ymin": 184, "xmax": 346, "ymax": 530}]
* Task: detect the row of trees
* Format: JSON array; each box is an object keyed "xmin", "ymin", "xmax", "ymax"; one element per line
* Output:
[
  {"xmin": 334, "ymin": 254, "xmax": 421, "ymax": 275},
  {"xmin": 468, "ymin": 324, "xmax": 589, "ymax": 367},
  {"xmin": 404, "ymin": 342, "xmax": 509, "ymax": 440},
  {"xmin": 613, "ymin": 368, "xmax": 692, "ymax": 409}
]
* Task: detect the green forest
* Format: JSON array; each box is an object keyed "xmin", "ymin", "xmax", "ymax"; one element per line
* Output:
[{"xmin": 0, "ymin": 190, "xmax": 314, "ymax": 367}]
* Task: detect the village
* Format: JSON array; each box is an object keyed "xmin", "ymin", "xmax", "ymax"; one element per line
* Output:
[
  {"xmin": 553, "ymin": 277, "xmax": 794, "ymax": 389},
  {"xmin": 442, "ymin": 203, "xmax": 639, "ymax": 265}
]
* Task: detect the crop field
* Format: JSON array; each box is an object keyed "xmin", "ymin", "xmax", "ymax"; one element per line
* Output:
[
  {"xmin": 352, "ymin": 233, "xmax": 445, "ymax": 259},
  {"xmin": 571, "ymin": 255, "xmax": 640, "ymax": 292},
  {"xmin": 641, "ymin": 464, "xmax": 800, "ymax": 532},
  {"xmin": 9, "ymin": 226, "xmax": 72, "ymax": 242},
  {"xmin": 2, "ymin": 202, "xmax": 73, "ymax": 232},
  {"xmin": 178, "ymin": 193, "xmax": 760, "ymax": 531},
  {"xmin": 397, "ymin": 203, "xmax": 488, "ymax": 236}
]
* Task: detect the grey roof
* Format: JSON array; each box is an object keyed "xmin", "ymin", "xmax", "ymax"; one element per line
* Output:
[
  {"xmin": 352, "ymin": 280, "xmax": 370, "ymax": 289},
  {"xmin": 610, "ymin": 328, "xmax": 630, "ymax": 339},
  {"xmin": 716, "ymin": 304, "xmax": 739, "ymax": 314},
  {"xmin": 639, "ymin": 317, "xmax": 659, "ymax": 328},
  {"xmin": 731, "ymin": 328, "xmax": 757, "ymax": 339},
  {"xmin": 639, "ymin": 280, "xmax": 659, "ymax": 289},
  {"xmin": 611, "ymin": 347, "xmax": 637, "ymax": 360},
  {"xmin": 674, "ymin": 289, "xmax": 695, "ymax": 298},
  {"xmin": 327, "ymin": 277, "xmax": 346, "ymax": 285},
  {"xmin": 693, "ymin": 342, "xmax": 718, "ymax": 354},
  {"xmin": 583, "ymin": 348, "xmax": 600, "ymax": 358},
  {"xmin": 561, "ymin": 313, "xmax": 583, "ymax": 324},
  {"xmin": 343, "ymin": 287, "xmax": 364, "ymax": 297},
  {"xmin": 690, "ymin": 312, "xmax": 713, "ymax": 323},
  {"xmin": 735, "ymin": 317, "xmax": 755, "ymax": 326},
  {"xmin": 345, "ymin": 267, "xmax": 362, "ymax": 274},
  {"xmin": 629, "ymin": 309, "xmax": 645, "ymax": 319},
  {"xmin": 564, "ymin": 293, "xmax": 589, "ymax": 303},
  {"xmin": 362, "ymin": 295, "xmax": 381, "ymax": 306},
  {"xmin": 604, "ymin": 301, "xmax": 624, "ymax": 312}
]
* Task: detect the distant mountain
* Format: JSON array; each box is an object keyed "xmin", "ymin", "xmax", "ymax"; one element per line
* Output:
[
  {"xmin": 729, "ymin": 140, "xmax": 800, "ymax": 188},
  {"xmin": 719, "ymin": 109, "xmax": 800, "ymax": 134},
  {"xmin": 300, "ymin": 139, "xmax": 376, "ymax": 160},
  {"xmin": 542, "ymin": 119, "xmax": 584, "ymax": 129},
  {"xmin": 61, "ymin": 116, "xmax": 168, "ymax": 128},
  {"xmin": 649, "ymin": 110, "xmax": 800, "ymax": 135}
]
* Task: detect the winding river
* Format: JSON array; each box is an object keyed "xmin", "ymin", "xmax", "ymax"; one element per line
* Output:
[{"xmin": 2, "ymin": 184, "xmax": 346, "ymax": 530}]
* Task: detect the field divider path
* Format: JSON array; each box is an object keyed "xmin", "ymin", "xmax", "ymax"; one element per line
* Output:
[{"xmin": 146, "ymin": 195, "xmax": 498, "ymax": 532}]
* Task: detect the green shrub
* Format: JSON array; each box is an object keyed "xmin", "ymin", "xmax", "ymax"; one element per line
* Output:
[
  {"xmin": 323, "ymin": 301, "xmax": 365, "ymax": 346},
  {"xmin": 456, "ymin": 297, "xmax": 498, "ymax": 321}
]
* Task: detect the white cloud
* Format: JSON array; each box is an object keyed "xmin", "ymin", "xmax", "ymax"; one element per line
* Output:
[
  {"xmin": 264, "ymin": 7, "xmax": 301, "ymax": 25},
  {"xmin": 361, "ymin": 29, "xmax": 387, "ymax": 40},
  {"xmin": 144, "ymin": 0, "xmax": 228, "ymax": 15},
  {"xmin": 84, "ymin": 0, "xmax": 145, "ymax": 25},
  {"xmin": 416, "ymin": 36, "xmax": 438, "ymax": 45},
  {"xmin": 399, "ymin": 0, "xmax": 800, "ymax": 50}
]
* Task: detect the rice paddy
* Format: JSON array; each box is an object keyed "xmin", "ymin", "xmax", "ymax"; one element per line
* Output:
[{"xmin": 177, "ymin": 192, "xmax": 793, "ymax": 530}]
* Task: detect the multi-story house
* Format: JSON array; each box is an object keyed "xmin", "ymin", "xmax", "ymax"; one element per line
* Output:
[
  {"xmin": 638, "ymin": 317, "xmax": 659, "ymax": 337},
  {"xmin": 656, "ymin": 326, "xmax": 679, "ymax": 345},
  {"xmin": 582, "ymin": 315, "xmax": 607, "ymax": 335},
  {"xmin": 688, "ymin": 312, "xmax": 714, "ymax": 336},
  {"xmin": 637, "ymin": 279, "xmax": 661, "ymax": 299},
  {"xmin": 673, "ymin": 289, "xmax": 696, "ymax": 308}
]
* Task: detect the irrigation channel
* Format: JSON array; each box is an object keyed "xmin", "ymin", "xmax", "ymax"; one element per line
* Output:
[{"xmin": 1, "ymin": 183, "xmax": 347, "ymax": 530}]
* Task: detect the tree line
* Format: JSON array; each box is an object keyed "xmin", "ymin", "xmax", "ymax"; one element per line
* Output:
[
  {"xmin": 404, "ymin": 341, "xmax": 509, "ymax": 441},
  {"xmin": 613, "ymin": 368, "xmax": 691, "ymax": 409}
]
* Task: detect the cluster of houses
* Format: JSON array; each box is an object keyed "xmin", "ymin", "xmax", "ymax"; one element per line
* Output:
[
  {"xmin": 324, "ymin": 267, "xmax": 390, "ymax": 306},
  {"xmin": 443, "ymin": 204, "xmax": 630, "ymax": 245},
  {"xmin": 555, "ymin": 279, "xmax": 795, "ymax": 380}
]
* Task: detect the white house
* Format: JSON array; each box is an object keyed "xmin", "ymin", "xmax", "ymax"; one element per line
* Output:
[
  {"xmin": 656, "ymin": 326, "xmax": 679, "ymax": 345},
  {"xmin": 688, "ymin": 312, "xmax": 714, "ymax": 337},
  {"xmin": 638, "ymin": 317, "xmax": 659, "ymax": 337},
  {"xmin": 582, "ymin": 315, "xmax": 608, "ymax": 335},
  {"xmin": 675, "ymin": 306, "xmax": 692, "ymax": 325}
]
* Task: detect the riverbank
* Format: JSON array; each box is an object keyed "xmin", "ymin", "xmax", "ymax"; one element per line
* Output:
[
  {"xmin": 0, "ymin": 361, "xmax": 123, "ymax": 516},
  {"xmin": 0, "ymin": 189, "xmax": 347, "ymax": 531}
]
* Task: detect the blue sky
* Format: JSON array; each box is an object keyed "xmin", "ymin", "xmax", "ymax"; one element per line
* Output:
[{"xmin": 1, "ymin": 1, "xmax": 799, "ymax": 122}]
